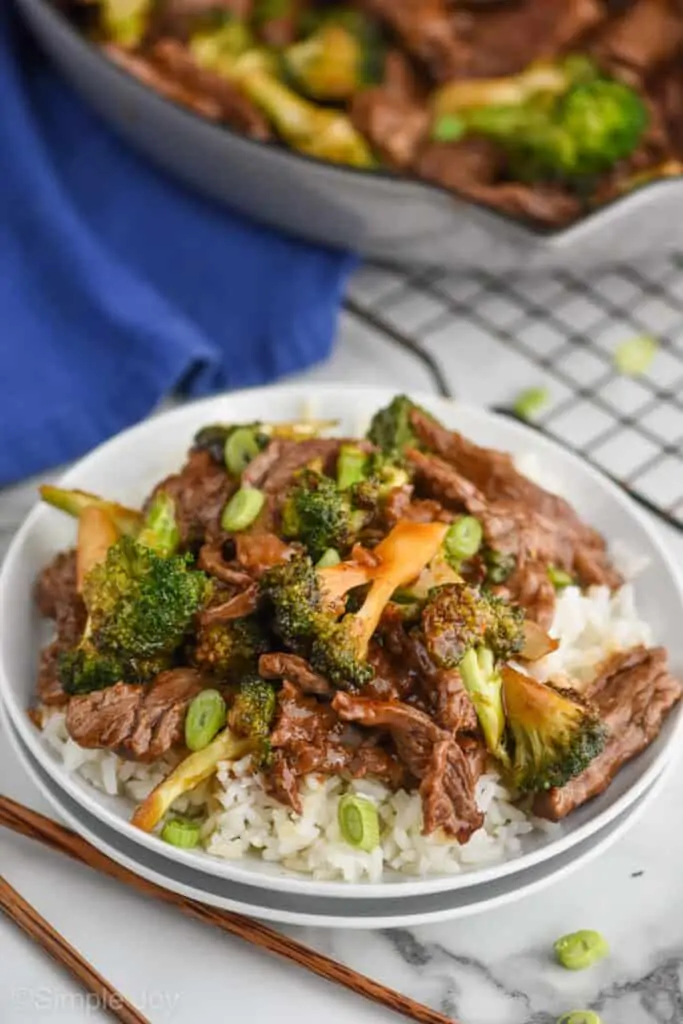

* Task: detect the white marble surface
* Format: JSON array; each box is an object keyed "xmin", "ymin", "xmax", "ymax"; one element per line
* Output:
[{"xmin": 2, "ymin": 300, "xmax": 683, "ymax": 1024}]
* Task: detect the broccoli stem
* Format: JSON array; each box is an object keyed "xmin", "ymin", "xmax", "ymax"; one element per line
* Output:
[
  {"xmin": 39, "ymin": 485, "xmax": 143, "ymax": 537},
  {"xmin": 137, "ymin": 491, "xmax": 180, "ymax": 558},
  {"xmin": 459, "ymin": 647, "xmax": 508, "ymax": 765},
  {"xmin": 131, "ymin": 728, "xmax": 251, "ymax": 832}
]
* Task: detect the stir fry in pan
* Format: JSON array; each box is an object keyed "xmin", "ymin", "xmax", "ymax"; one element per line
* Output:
[{"xmin": 56, "ymin": 0, "xmax": 683, "ymax": 228}]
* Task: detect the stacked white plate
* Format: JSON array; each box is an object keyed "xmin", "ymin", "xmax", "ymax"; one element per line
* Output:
[{"xmin": 1, "ymin": 386, "xmax": 681, "ymax": 928}]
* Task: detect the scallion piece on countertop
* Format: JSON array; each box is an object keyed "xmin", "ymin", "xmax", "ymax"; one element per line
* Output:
[
  {"xmin": 513, "ymin": 386, "xmax": 549, "ymax": 421},
  {"xmin": 338, "ymin": 794, "xmax": 380, "ymax": 851},
  {"xmin": 444, "ymin": 516, "xmax": 483, "ymax": 562},
  {"xmin": 224, "ymin": 427, "xmax": 261, "ymax": 477},
  {"xmin": 554, "ymin": 930, "xmax": 609, "ymax": 971},
  {"xmin": 557, "ymin": 1013, "xmax": 603, "ymax": 1024},
  {"xmin": 614, "ymin": 334, "xmax": 657, "ymax": 376},
  {"xmin": 185, "ymin": 689, "xmax": 227, "ymax": 752},
  {"xmin": 161, "ymin": 817, "xmax": 201, "ymax": 849},
  {"xmin": 221, "ymin": 488, "xmax": 265, "ymax": 532}
]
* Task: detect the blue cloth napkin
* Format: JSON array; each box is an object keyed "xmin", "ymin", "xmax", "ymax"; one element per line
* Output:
[{"xmin": 0, "ymin": 4, "xmax": 356, "ymax": 487}]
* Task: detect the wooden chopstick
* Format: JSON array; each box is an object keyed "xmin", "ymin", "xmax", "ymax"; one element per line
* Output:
[
  {"xmin": 0, "ymin": 874, "xmax": 150, "ymax": 1024},
  {"xmin": 0, "ymin": 795, "xmax": 455, "ymax": 1024}
]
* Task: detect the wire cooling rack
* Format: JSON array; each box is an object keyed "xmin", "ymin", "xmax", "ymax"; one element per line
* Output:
[{"xmin": 344, "ymin": 255, "xmax": 683, "ymax": 532}]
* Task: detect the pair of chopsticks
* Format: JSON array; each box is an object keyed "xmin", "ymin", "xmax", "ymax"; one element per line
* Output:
[{"xmin": 0, "ymin": 796, "xmax": 456, "ymax": 1024}]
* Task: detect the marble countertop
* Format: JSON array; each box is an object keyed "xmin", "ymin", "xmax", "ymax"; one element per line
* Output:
[{"xmin": 2, "ymin": 297, "xmax": 682, "ymax": 1024}]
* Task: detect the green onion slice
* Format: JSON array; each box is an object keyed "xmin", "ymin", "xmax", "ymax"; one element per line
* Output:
[
  {"xmin": 161, "ymin": 817, "xmax": 201, "ymax": 849},
  {"xmin": 224, "ymin": 427, "xmax": 262, "ymax": 477},
  {"xmin": 557, "ymin": 1013, "xmax": 602, "ymax": 1024},
  {"xmin": 185, "ymin": 689, "xmax": 227, "ymax": 752},
  {"xmin": 513, "ymin": 386, "xmax": 549, "ymax": 421},
  {"xmin": 444, "ymin": 516, "xmax": 483, "ymax": 561},
  {"xmin": 614, "ymin": 335, "xmax": 657, "ymax": 376},
  {"xmin": 338, "ymin": 794, "xmax": 380, "ymax": 851},
  {"xmin": 554, "ymin": 930, "xmax": 609, "ymax": 971},
  {"xmin": 221, "ymin": 487, "xmax": 265, "ymax": 532}
]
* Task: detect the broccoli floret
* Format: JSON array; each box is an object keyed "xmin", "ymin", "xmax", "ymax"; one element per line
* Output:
[
  {"xmin": 228, "ymin": 673, "xmax": 277, "ymax": 767},
  {"xmin": 280, "ymin": 470, "xmax": 357, "ymax": 561},
  {"xmin": 58, "ymin": 646, "xmax": 124, "ymax": 696},
  {"xmin": 262, "ymin": 522, "xmax": 448, "ymax": 689},
  {"xmin": 260, "ymin": 555, "xmax": 373, "ymax": 687},
  {"xmin": 260, "ymin": 555, "xmax": 322, "ymax": 650},
  {"xmin": 229, "ymin": 673, "xmax": 277, "ymax": 739},
  {"xmin": 366, "ymin": 395, "xmax": 424, "ymax": 459},
  {"xmin": 432, "ymin": 58, "xmax": 647, "ymax": 183},
  {"xmin": 283, "ymin": 13, "xmax": 383, "ymax": 101},
  {"xmin": 137, "ymin": 491, "xmax": 180, "ymax": 558},
  {"xmin": 84, "ymin": 536, "xmax": 210, "ymax": 659},
  {"xmin": 421, "ymin": 582, "xmax": 524, "ymax": 668},
  {"xmin": 502, "ymin": 667, "xmax": 607, "ymax": 793},
  {"xmin": 459, "ymin": 647, "xmax": 508, "ymax": 763},
  {"xmin": 190, "ymin": 37, "xmax": 375, "ymax": 169},
  {"xmin": 194, "ymin": 617, "xmax": 270, "ymax": 679},
  {"xmin": 58, "ymin": 643, "xmax": 170, "ymax": 695}
]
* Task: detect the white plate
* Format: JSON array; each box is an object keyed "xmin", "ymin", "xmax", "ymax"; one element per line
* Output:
[
  {"xmin": 1, "ymin": 696, "xmax": 672, "ymax": 929},
  {"xmin": 1, "ymin": 384, "xmax": 682, "ymax": 901}
]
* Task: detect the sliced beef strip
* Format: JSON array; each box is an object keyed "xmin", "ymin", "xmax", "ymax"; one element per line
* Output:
[
  {"xmin": 410, "ymin": 407, "xmax": 606, "ymax": 549},
  {"xmin": 200, "ymin": 586, "xmax": 259, "ymax": 624},
  {"xmin": 37, "ymin": 640, "xmax": 69, "ymax": 707},
  {"xmin": 34, "ymin": 551, "xmax": 87, "ymax": 707},
  {"xmin": 35, "ymin": 550, "xmax": 78, "ymax": 621},
  {"xmin": 445, "ymin": 0, "xmax": 604, "ymax": 79},
  {"xmin": 151, "ymin": 40, "xmax": 272, "ymax": 140},
  {"xmin": 383, "ymin": 47, "xmax": 426, "ymax": 102},
  {"xmin": 591, "ymin": 0, "xmax": 683, "ymax": 80},
  {"xmin": 416, "ymin": 137, "xmax": 504, "ymax": 193},
  {"xmin": 379, "ymin": 612, "xmax": 479, "ymax": 732},
  {"xmin": 382, "ymin": 485, "xmax": 452, "ymax": 529},
  {"xmin": 469, "ymin": 181, "xmax": 584, "ymax": 228},
  {"xmin": 148, "ymin": 449, "xmax": 234, "ymax": 551},
  {"xmin": 243, "ymin": 438, "xmax": 373, "ymax": 493},
  {"xmin": 406, "ymin": 447, "xmax": 620, "ymax": 591},
  {"xmin": 332, "ymin": 692, "xmax": 483, "ymax": 839},
  {"xmin": 350, "ymin": 88, "xmax": 429, "ymax": 170},
  {"xmin": 493, "ymin": 558, "xmax": 557, "ymax": 630},
  {"xmin": 198, "ymin": 542, "xmax": 255, "ymax": 587},
  {"xmin": 65, "ymin": 669, "xmax": 206, "ymax": 762},
  {"xmin": 268, "ymin": 682, "xmax": 405, "ymax": 811},
  {"xmin": 258, "ymin": 652, "xmax": 332, "ymax": 696},
  {"xmin": 234, "ymin": 532, "xmax": 297, "ymax": 576},
  {"xmin": 152, "ymin": 0, "xmax": 252, "ymax": 40},
  {"xmin": 534, "ymin": 646, "xmax": 682, "ymax": 820},
  {"xmin": 358, "ymin": 0, "xmax": 468, "ymax": 81},
  {"xmin": 34, "ymin": 550, "xmax": 87, "ymax": 645}
]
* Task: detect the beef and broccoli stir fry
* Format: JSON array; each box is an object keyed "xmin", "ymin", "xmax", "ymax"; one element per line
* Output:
[
  {"xmin": 33, "ymin": 396, "xmax": 681, "ymax": 852},
  {"xmin": 57, "ymin": 0, "xmax": 683, "ymax": 227}
]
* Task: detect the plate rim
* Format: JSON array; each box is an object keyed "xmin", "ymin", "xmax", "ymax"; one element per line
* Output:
[{"xmin": 2, "ymin": 382, "xmax": 682, "ymax": 901}]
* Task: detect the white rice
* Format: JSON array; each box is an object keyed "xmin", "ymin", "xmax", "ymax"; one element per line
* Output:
[{"xmin": 38, "ymin": 580, "xmax": 651, "ymax": 882}]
